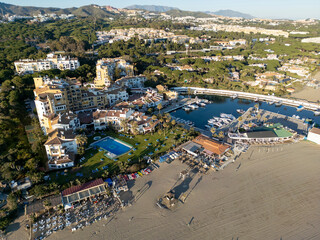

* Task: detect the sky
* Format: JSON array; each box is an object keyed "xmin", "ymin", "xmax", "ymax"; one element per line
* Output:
[{"xmin": 2, "ymin": 0, "xmax": 320, "ymax": 19}]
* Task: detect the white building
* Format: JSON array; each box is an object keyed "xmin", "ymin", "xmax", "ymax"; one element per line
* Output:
[
  {"xmin": 14, "ymin": 53, "xmax": 80, "ymax": 74},
  {"xmin": 106, "ymin": 88, "xmax": 129, "ymax": 106},
  {"xmin": 93, "ymin": 108, "xmax": 134, "ymax": 130},
  {"xmin": 44, "ymin": 129, "xmax": 77, "ymax": 170},
  {"xmin": 114, "ymin": 75, "xmax": 147, "ymax": 88},
  {"xmin": 307, "ymin": 127, "xmax": 320, "ymax": 145}
]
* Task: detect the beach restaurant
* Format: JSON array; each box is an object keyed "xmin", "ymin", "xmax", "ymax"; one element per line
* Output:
[
  {"xmin": 228, "ymin": 124, "xmax": 294, "ymax": 144},
  {"xmin": 61, "ymin": 178, "xmax": 106, "ymax": 209},
  {"xmin": 182, "ymin": 135, "xmax": 230, "ymax": 158}
]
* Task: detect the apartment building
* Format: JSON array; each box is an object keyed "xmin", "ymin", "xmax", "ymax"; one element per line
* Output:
[
  {"xmin": 44, "ymin": 128, "xmax": 77, "ymax": 170},
  {"xmin": 41, "ymin": 112, "xmax": 80, "ymax": 135},
  {"xmin": 14, "ymin": 53, "xmax": 80, "ymax": 74},
  {"xmin": 93, "ymin": 108, "xmax": 134, "ymax": 130},
  {"xmin": 94, "ymin": 58, "xmax": 134, "ymax": 88},
  {"xmin": 114, "ymin": 75, "xmax": 146, "ymax": 89},
  {"xmin": 33, "ymin": 77, "xmax": 110, "ymax": 133}
]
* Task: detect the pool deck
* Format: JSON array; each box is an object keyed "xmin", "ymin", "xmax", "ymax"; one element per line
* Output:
[{"xmin": 90, "ymin": 136, "xmax": 132, "ymax": 159}]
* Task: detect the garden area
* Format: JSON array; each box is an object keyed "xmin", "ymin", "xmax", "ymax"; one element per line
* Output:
[{"xmin": 48, "ymin": 125, "xmax": 198, "ymax": 186}]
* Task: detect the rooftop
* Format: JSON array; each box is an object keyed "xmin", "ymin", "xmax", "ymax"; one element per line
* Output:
[
  {"xmin": 309, "ymin": 127, "xmax": 320, "ymax": 135},
  {"xmin": 193, "ymin": 135, "xmax": 230, "ymax": 155},
  {"xmin": 61, "ymin": 178, "xmax": 104, "ymax": 197}
]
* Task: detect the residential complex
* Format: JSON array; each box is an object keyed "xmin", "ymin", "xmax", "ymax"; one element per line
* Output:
[
  {"xmin": 96, "ymin": 28, "xmax": 205, "ymax": 45},
  {"xmin": 14, "ymin": 53, "xmax": 80, "ymax": 74},
  {"xmin": 33, "ymin": 76, "xmax": 129, "ymax": 134},
  {"xmin": 94, "ymin": 58, "xmax": 134, "ymax": 88},
  {"xmin": 190, "ymin": 24, "xmax": 289, "ymax": 37}
]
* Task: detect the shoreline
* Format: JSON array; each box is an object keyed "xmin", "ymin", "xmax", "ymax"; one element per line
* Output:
[{"xmin": 29, "ymin": 141, "xmax": 320, "ymax": 240}]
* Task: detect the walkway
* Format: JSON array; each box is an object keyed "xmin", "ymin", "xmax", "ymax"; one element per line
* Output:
[{"xmin": 172, "ymin": 87, "xmax": 320, "ymax": 111}]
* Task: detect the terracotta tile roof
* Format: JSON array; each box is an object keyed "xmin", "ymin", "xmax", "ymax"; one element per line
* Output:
[
  {"xmin": 45, "ymin": 129, "xmax": 75, "ymax": 145},
  {"xmin": 193, "ymin": 135, "xmax": 230, "ymax": 156},
  {"xmin": 61, "ymin": 178, "xmax": 104, "ymax": 197},
  {"xmin": 77, "ymin": 112, "xmax": 93, "ymax": 124},
  {"xmin": 45, "ymin": 137, "xmax": 62, "ymax": 145}
]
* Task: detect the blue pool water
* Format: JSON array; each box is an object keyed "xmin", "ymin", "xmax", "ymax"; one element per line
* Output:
[{"xmin": 92, "ymin": 137, "xmax": 131, "ymax": 156}]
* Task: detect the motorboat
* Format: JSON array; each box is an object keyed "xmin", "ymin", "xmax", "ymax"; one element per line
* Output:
[
  {"xmin": 237, "ymin": 109, "xmax": 245, "ymax": 114},
  {"xmin": 296, "ymin": 105, "xmax": 304, "ymax": 111},
  {"xmin": 189, "ymin": 104, "xmax": 199, "ymax": 110},
  {"xmin": 231, "ymin": 94, "xmax": 238, "ymax": 99},
  {"xmin": 275, "ymin": 101, "xmax": 282, "ymax": 107},
  {"xmin": 314, "ymin": 111, "xmax": 320, "ymax": 116}
]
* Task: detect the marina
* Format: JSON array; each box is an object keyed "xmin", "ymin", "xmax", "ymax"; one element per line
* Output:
[
  {"xmin": 172, "ymin": 87, "xmax": 320, "ymax": 113},
  {"xmin": 206, "ymin": 113, "xmax": 236, "ymax": 129},
  {"xmin": 170, "ymin": 95, "xmax": 320, "ymax": 132}
]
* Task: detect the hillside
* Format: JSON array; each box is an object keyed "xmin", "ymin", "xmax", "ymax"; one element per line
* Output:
[
  {"xmin": 166, "ymin": 9, "xmax": 213, "ymax": 18},
  {"xmin": 126, "ymin": 5, "xmax": 178, "ymax": 12},
  {"xmin": 207, "ymin": 9, "xmax": 255, "ymax": 19},
  {"xmin": 0, "ymin": 2, "xmax": 116, "ymax": 18},
  {"xmin": 70, "ymin": 5, "xmax": 116, "ymax": 18}
]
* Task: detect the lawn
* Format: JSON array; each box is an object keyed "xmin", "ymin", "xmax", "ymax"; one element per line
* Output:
[{"xmin": 49, "ymin": 126, "xmax": 192, "ymax": 186}]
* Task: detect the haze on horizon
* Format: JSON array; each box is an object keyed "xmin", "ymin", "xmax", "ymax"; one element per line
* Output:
[{"xmin": 1, "ymin": 0, "xmax": 319, "ymax": 20}]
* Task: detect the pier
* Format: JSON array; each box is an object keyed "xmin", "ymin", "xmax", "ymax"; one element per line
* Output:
[{"xmin": 172, "ymin": 87, "xmax": 320, "ymax": 111}]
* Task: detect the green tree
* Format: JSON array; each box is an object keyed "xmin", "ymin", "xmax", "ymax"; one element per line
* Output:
[{"xmin": 157, "ymin": 103, "xmax": 163, "ymax": 115}]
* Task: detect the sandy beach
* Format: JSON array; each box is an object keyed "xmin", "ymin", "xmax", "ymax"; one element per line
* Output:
[
  {"xmin": 290, "ymin": 87, "xmax": 320, "ymax": 102},
  {"xmin": 8, "ymin": 141, "xmax": 320, "ymax": 240}
]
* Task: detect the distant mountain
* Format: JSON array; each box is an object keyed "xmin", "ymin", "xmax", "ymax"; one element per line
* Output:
[
  {"xmin": 0, "ymin": 2, "xmax": 117, "ymax": 18},
  {"xmin": 126, "ymin": 5, "xmax": 179, "ymax": 12},
  {"xmin": 166, "ymin": 9, "xmax": 213, "ymax": 18},
  {"xmin": 207, "ymin": 9, "xmax": 255, "ymax": 19},
  {"xmin": 71, "ymin": 5, "xmax": 117, "ymax": 18},
  {"xmin": 0, "ymin": 2, "xmax": 254, "ymax": 20},
  {"xmin": 0, "ymin": 2, "xmax": 71, "ymax": 15}
]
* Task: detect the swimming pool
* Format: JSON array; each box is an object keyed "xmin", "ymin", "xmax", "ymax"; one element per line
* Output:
[{"xmin": 91, "ymin": 137, "xmax": 132, "ymax": 157}]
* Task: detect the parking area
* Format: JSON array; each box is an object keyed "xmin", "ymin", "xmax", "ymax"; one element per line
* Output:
[{"xmin": 31, "ymin": 194, "xmax": 120, "ymax": 240}]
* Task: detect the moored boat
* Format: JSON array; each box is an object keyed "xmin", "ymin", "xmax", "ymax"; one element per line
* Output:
[
  {"xmin": 275, "ymin": 101, "xmax": 282, "ymax": 107},
  {"xmin": 314, "ymin": 111, "xmax": 320, "ymax": 116},
  {"xmin": 236, "ymin": 109, "xmax": 245, "ymax": 114},
  {"xmin": 296, "ymin": 105, "xmax": 304, "ymax": 111}
]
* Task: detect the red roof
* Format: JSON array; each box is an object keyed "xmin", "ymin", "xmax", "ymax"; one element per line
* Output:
[{"xmin": 61, "ymin": 178, "xmax": 104, "ymax": 196}]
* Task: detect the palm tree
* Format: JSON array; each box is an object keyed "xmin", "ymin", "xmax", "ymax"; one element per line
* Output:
[
  {"xmin": 210, "ymin": 127, "xmax": 216, "ymax": 137},
  {"xmin": 163, "ymin": 123, "xmax": 168, "ymax": 135},
  {"xmin": 157, "ymin": 103, "xmax": 163, "ymax": 115},
  {"xmin": 218, "ymin": 131, "xmax": 224, "ymax": 139},
  {"xmin": 43, "ymin": 199, "xmax": 51, "ymax": 214},
  {"xmin": 131, "ymin": 121, "xmax": 139, "ymax": 135},
  {"xmin": 102, "ymin": 170, "xmax": 109, "ymax": 178},
  {"xmin": 237, "ymin": 116, "xmax": 243, "ymax": 130},
  {"xmin": 76, "ymin": 135, "xmax": 88, "ymax": 146},
  {"xmin": 257, "ymin": 113, "xmax": 261, "ymax": 122},
  {"xmin": 120, "ymin": 119, "xmax": 129, "ymax": 133},
  {"xmin": 118, "ymin": 161, "xmax": 128, "ymax": 173},
  {"xmin": 76, "ymin": 134, "xmax": 88, "ymax": 155}
]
